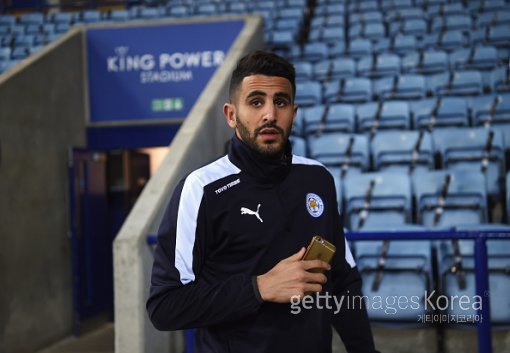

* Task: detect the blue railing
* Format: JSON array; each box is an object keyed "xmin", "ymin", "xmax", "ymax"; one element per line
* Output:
[{"xmin": 147, "ymin": 229, "xmax": 510, "ymax": 353}]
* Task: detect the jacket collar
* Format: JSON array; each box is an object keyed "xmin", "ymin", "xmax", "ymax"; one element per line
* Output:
[{"xmin": 228, "ymin": 134, "xmax": 292, "ymax": 183}]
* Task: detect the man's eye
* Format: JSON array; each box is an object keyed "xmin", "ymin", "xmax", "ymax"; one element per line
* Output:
[
  {"xmin": 275, "ymin": 99, "xmax": 287, "ymax": 107},
  {"xmin": 251, "ymin": 100, "xmax": 263, "ymax": 107}
]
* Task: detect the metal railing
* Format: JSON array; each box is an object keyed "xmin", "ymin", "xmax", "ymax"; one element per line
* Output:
[{"xmin": 147, "ymin": 229, "xmax": 510, "ymax": 353}]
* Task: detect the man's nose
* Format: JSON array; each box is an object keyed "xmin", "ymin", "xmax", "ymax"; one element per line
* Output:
[{"xmin": 262, "ymin": 104, "xmax": 277, "ymax": 123}]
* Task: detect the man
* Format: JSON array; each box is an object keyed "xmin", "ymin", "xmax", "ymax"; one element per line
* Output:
[{"xmin": 147, "ymin": 50, "xmax": 379, "ymax": 353}]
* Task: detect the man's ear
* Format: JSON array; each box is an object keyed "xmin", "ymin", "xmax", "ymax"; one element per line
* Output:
[
  {"xmin": 292, "ymin": 104, "xmax": 298, "ymax": 127},
  {"xmin": 223, "ymin": 103, "xmax": 237, "ymax": 129}
]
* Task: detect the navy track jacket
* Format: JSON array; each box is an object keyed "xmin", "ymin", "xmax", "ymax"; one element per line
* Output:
[{"xmin": 147, "ymin": 135, "xmax": 378, "ymax": 353}]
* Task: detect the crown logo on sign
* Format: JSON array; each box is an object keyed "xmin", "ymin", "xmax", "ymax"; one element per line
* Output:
[{"xmin": 115, "ymin": 46, "xmax": 129, "ymax": 57}]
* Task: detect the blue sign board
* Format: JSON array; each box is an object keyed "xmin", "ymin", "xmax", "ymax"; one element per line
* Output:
[{"xmin": 86, "ymin": 20, "xmax": 244, "ymax": 123}]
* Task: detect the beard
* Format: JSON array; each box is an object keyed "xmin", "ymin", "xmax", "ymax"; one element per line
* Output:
[{"xmin": 235, "ymin": 115, "xmax": 290, "ymax": 159}]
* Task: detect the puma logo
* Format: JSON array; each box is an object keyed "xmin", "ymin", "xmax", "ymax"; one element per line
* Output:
[{"xmin": 240, "ymin": 204, "xmax": 263, "ymax": 223}]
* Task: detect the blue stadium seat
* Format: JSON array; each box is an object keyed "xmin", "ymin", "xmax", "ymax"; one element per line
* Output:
[
  {"xmin": 475, "ymin": 10, "xmax": 510, "ymax": 28},
  {"xmin": 313, "ymin": 58, "xmax": 356, "ymax": 81},
  {"xmin": 293, "ymin": 108, "xmax": 304, "ymax": 137},
  {"xmin": 315, "ymin": 3, "xmax": 345, "ymax": 16},
  {"xmin": 449, "ymin": 45, "xmax": 499, "ymax": 71},
  {"xmin": 347, "ymin": 38, "xmax": 373, "ymax": 59},
  {"xmin": 109, "ymin": 9, "xmax": 131, "ymax": 22},
  {"xmin": 277, "ymin": 8, "xmax": 304, "ymax": 21},
  {"xmin": 422, "ymin": 30, "xmax": 468, "ymax": 52},
  {"xmin": 432, "ymin": 127, "xmax": 505, "ymax": 197},
  {"xmin": 357, "ymin": 53, "xmax": 401, "ymax": 78},
  {"xmin": 0, "ymin": 59, "xmax": 17, "ymax": 73},
  {"xmin": 402, "ymin": 49, "xmax": 449, "ymax": 74},
  {"xmin": 472, "ymin": 24, "xmax": 510, "ymax": 48},
  {"xmin": 470, "ymin": 93, "xmax": 510, "ymax": 127},
  {"xmin": 311, "ymin": 15, "xmax": 344, "ymax": 29},
  {"xmin": 33, "ymin": 33, "xmax": 47, "ymax": 46},
  {"xmin": 9, "ymin": 25, "xmax": 25, "ymax": 36},
  {"xmin": 374, "ymin": 74, "xmax": 427, "ymax": 100},
  {"xmin": 24, "ymin": 24, "xmax": 39, "ymax": 35},
  {"xmin": 196, "ymin": 4, "xmax": 219, "ymax": 16},
  {"xmin": 0, "ymin": 15, "xmax": 17, "ymax": 27},
  {"xmin": 427, "ymin": 71, "xmax": 483, "ymax": 96},
  {"xmin": 349, "ymin": 11, "xmax": 383, "ymax": 25},
  {"xmin": 389, "ymin": 18, "xmax": 428, "ymax": 37},
  {"xmin": 343, "ymin": 172, "xmax": 412, "ymax": 230},
  {"xmin": 488, "ymin": 66, "xmax": 510, "ymax": 93},
  {"xmin": 10, "ymin": 47, "xmax": 29, "ymax": 60},
  {"xmin": 293, "ymin": 61, "xmax": 313, "ymax": 81},
  {"xmin": 0, "ymin": 25, "xmax": 9, "ymax": 36},
  {"xmin": 253, "ymin": 1, "xmax": 276, "ymax": 11},
  {"xmin": 411, "ymin": 96, "xmax": 469, "ymax": 129},
  {"xmin": 289, "ymin": 135, "xmax": 307, "ymax": 157},
  {"xmin": 274, "ymin": 18, "xmax": 302, "ymax": 33},
  {"xmin": 328, "ymin": 42, "xmax": 346, "ymax": 58},
  {"xmin": 371, "ymin": 130, "xmax": 434, "ymax": 173},
  {"xmin": 324, "ymin": 77, "xmax": 373, "ymax": 103},
  {"xmin": 437, "ymin": 223, "xmax": 510, "ymax": 324},
  {"xmin": 79, "ymin": 9, "xmax": 104, "ymax": 23},
  {"xmin": 41, "ymin": 23, "xmax": 55, "ymax": 34},
  {"xmin": 381, "ymin": 0, "xmax": 415, "ymax": 11},
  {"xmin": 302, "ymin": 103, "xmax": 355, "ymax": 136},
  {"xmin": 309, "ymin": 26, "xmax": 344, "ymax": 45},
  {"xmin": 354, "ymin": 223, "xmax": 433, "ymax": 322},
  {"xmin": 54, "ymin": 23, "xmax": 70, "ymax": 34},
  {"xmin": 13, "ymin": 35, "xmax": 35, "ymax": 49},
  {"xmin": 348, "ymin": 1, "xmax": 379, "ymax": 13},
  {"xmin": 413, "ymin": 170, "xmax": 489, "ymax": 228},
  {"xmin": 267, "ymin": 30, "xmax": 294, "ymax": 50},
  {"xmin": 374, "ymin": 34, "xmax": 417, "ymax": 55},
  {"xmin": 49, "ymin": 12, "xmax": 76, "ymax": 25},
  {"xmin": 349, "ymin": 21, "xmax": 386, "ymax": 41},
  {"xmin": 469, "ymin": 0, "xmax": 509, "ymax": 14},
  {"xmin": 356, "ymin": 100, "xmax": 411, "ymax": 133},
  {"xmin": 0, "ymin": 47, "xmax": 11, "ymax": 61},
  {"xmin": 291, "ymin": 42, "xmax": 330, "ymax": 63},
  {"xmin": 294, "ymin": 80, "xmax": 322, "ymax": 107},
  {"xmin": 385, "ymin": 7, "xmax": 426, "ymax": 22},
  {"xmin": 428, "ymin": 2, "xmax": 468, "ymax": 17},
  {"xmin": 223, "ymin": 2, "xmax": 249, "ymax": 14},
  {"xmin": 308, "ymin": 132, "xmax": 370, "ymax": 177},
  {"xmin": 19, "ymin": 13, "xmax": 45, "ymax": 26},
  {"xmin": 431, "ymin": 14, "xmax": 472, "ymax": 33},
  {"xmin": 137, "ymin": 7, "xmax": 164, "ymax": 20}
]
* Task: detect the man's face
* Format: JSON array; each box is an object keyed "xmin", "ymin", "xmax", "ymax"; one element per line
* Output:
[{"xmin": 224, "ymin": 75, "xmax": 297, "ymax": 158}]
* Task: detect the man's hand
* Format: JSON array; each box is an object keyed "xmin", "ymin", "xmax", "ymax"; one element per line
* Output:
[{"xmin": 256, "ymin": 247, "xmax": 331, "ymax": 303}]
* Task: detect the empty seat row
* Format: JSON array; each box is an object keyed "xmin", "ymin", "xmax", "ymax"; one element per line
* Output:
[
  {"xmin": 353, "ymin": 27, "xmax": 509, "ymax": 53},
  {"xmin": 294, "ymin": 69, "xmax": 509, "ymax": 106},
  {"xmin": 292, "ymin": 126, "xmax": 506, "ymax": 198},
  {"xmin": 293, "ymin": 46, "xmax": 504, "ymax": 82},
  {"xmin": 285, "ymin": 34, "xmax": 509, "ymax": 65},
  {"xmin": 293, "ymin": 94, "xmax": 510, "ymax": 135},
  {"xmin": 347, "ymin": 0, "xmax": 509, "ymax": 16}
]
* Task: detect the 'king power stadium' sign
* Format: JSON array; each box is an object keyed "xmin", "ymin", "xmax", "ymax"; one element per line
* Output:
[{"xmin": 86, "ymin": 20, "xmax": 244, "ymax": 123}]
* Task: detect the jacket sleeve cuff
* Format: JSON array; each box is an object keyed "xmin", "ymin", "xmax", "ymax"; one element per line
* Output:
[{"xmin": 251, "ymin": 276, "xmax": 264, "ymax": 303}]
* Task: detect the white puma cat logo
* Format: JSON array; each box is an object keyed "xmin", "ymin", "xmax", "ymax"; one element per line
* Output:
[{"xmin": 240, "ymin": 204, "xmax": 263, "ymax": 223}]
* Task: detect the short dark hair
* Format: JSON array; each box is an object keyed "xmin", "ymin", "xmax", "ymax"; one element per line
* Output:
[{"xmin": 228, "ymin": 50, "xmax": 296, "ymax": 102}]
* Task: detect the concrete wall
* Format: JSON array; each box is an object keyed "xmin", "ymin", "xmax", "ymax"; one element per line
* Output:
[
  {"xmin": 113, "ymin": 15, "xmax": 264, "ymax": 353},
  {"xmin": 0, "ymin": 29, "xmax": 87, "ymax": 352}
]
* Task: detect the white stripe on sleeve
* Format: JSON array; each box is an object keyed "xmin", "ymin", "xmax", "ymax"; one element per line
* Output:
[{"xmin": 175, "ymin": 156, "xmax": 240, "ymax": 284}]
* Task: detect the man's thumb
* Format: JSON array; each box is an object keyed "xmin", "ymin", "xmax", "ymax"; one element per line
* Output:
[{"xmin": 283, "ymin": 247, "xmax": 306, "ymax": 262}]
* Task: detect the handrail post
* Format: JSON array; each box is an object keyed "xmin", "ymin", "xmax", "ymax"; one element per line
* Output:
[{"xmin": 474, "ymin": 236, "xmax": 492, "ymax": 353}]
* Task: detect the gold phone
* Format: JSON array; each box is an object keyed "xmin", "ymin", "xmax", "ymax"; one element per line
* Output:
[{"xmin": 302, "ymin": 236, "xmax": 336, "ymax": 272}]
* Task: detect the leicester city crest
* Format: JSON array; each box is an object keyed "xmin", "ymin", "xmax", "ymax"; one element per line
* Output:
[{"xmin": 306, "ymin": 193, "xmax": 324, "ymax": 218}]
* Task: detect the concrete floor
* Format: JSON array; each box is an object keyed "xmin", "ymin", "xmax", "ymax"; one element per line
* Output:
[{"xmin": 36, "ymin": 323, "xmax": 114, "ymax": 353}]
